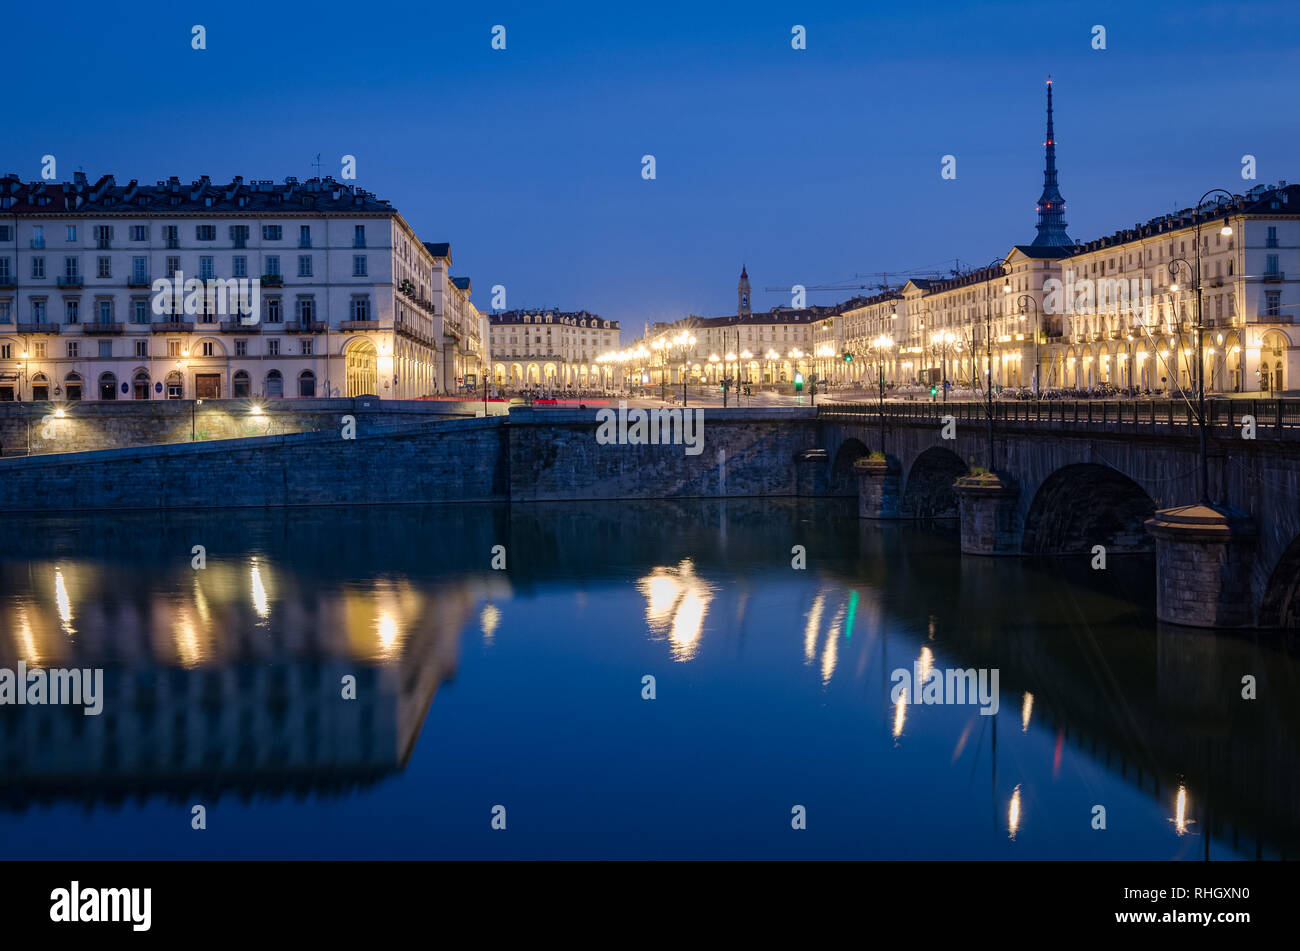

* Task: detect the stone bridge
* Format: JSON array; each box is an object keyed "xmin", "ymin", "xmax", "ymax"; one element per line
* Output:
[
  {"xmin": 817, "ymin": 399, "xmax": 1300, "ymax": 631},
  {"xmin": 2, "ymin": 399, "xmax": 1299, "ymax": 629}
]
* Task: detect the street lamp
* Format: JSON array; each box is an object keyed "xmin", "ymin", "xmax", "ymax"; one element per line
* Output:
[
  {"xmin": 1167, "ymin": 187, "xmax": 1238, "ymax": 505},
  {"xmin": 1016, "ymin": 294, "xmax": 1040, "ymax": 398},
  {"xmin": 873, "ymin": 334, "xmax": 894, "ymax": 452},
  {"xmin": 939, "ymin": 331, "xmax": 956, "ymax": 403}
]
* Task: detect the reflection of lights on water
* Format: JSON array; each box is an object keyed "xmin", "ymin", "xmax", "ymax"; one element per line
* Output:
[
  {"xmin": 1021, "ymin": 691, "xmax": 1034, "ymax": 733},
  {"xmin": 843, "ymin": 590, "xmax": 859, "ymax": 640},
  {"xmin": 821, "ymin": 604, "xmax": 843, "ymax": 684},
  {"xmin": 892, "ymin": 688, "xmax": 907, "ymax": 739},
  {"xmin": 481, "ymin": 603, "xmax": 501, "ymax": 641},
  {"xmin": 636, "ymin": 560, "xmax": 713, "ymax": 662},
  {"xmin": 54, "ymin": 568, "xmax": 75, "ymax": 636},
  {"xmin": 193, "ymin": 576, "xmax": 212, "ymax": 627},
  {"xmin": 15, "ymin": 609, "xmax": 39, "ymax": 665},
  {"xmin": 643, "ymin": 574, "xmax": 680, "ymax": 622},
  {"xmin": 250, "ymin": 561, "xmax": 269, "ymax": 619},
  {"xmin": 670, "ymin": 589, "xmax": 707, "ymax": 659},
  {"xmin": 377, "ymin": 614, "xmax": 398, "ymax": 650},
  {"xmin": 1008, "ymin": 785, "xmax": 1022, "ymax": 840},
  {"xmin": 918, "ymin": 646, "xmax": 934, "ymax": 690},
  {"xmin": 803, "ymin": 592, "xmax": 826, "ymax": 661},
  {"xmin": 175, "ymin": 617, "xmax": 201, "ymax": 668},
  {"xmin": 1171, "ymin": 784, "xmax": 1195, "ymax": 836}
]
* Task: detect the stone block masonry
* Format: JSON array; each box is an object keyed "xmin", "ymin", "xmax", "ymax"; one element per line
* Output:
[
  {"xmin": 0, "ymin": 414, "xmax": 508, "ymax": 513},
  {"xmin": 0, "ymin": 398, "xmax": 489, "ymax": 457}
]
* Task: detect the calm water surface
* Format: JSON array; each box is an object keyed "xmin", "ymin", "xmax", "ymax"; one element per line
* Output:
[{"xmin": 0, "ymin": 499, "xmax": 1296, "ymax": 859}]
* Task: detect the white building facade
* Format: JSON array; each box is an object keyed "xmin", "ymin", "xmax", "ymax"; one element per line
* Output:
[{"xmin": 0, "ymin": 173, "xmax": 466, "ymax": 402}]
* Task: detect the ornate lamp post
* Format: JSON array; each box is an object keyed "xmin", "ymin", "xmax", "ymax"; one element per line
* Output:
[
  {"xmin": 1016, "ymin": 294, "xmax": 1040, "ymax": 398},
  {"xmin": 1168, "ymin": 187, "xmax": 1238, "ymax": 505},
  {"xmin": 872, "ymin": 333, "xmax": 894, "ymax": 452}
]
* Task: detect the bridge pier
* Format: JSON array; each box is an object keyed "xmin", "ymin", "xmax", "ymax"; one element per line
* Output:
[
  {"xmin": 953, "ymin": 472, "xmax": 1021, "ymax": 555},
  {"xmin": 853, "ymin": 455, "xmax": 901, "ymax": 519},
  {"xmin": 1145, "ymin": 504, "xmax": 1258, "ymax": 628}
]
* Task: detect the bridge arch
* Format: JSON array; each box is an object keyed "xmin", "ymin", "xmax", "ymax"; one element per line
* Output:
[
  {"xmin": 1021, "ymin": 462, "xmax": 1155, "ymax": 554},
  {"xmin": 1258, "ymin": 534, "xmax": 1300, "ymax": 629},
  {"xmin": 902, "ymin": 446, "xmax": 968, "ymax": 518},
  {"xmin": 830, "ymin": 437, "xmax": 870, "ymax": 496}
]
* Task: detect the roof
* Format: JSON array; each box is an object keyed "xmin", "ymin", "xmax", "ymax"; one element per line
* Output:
[
  {"xmin": 0, "ymin": 173, "xmax": 397, "ymax": 216},
  {"xmin": 489, "ymin": 308, "xmax": 618, "ymax": 329},
  {"xmin": 423, "ymin": 241, "xmax": 451, "ymax": 260},
  {"xmin": 451, "ymin": 276, "xmax": 471, "ymax": 291}
]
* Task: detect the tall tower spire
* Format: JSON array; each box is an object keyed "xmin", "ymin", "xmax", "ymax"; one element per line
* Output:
[
  {"xmin": 1031, "ymin": 76, "xmax": 1071, "ymax": 247},
  {"xmin": 738, "ymin": 264, "xmax": 752, "ymax": 316}
]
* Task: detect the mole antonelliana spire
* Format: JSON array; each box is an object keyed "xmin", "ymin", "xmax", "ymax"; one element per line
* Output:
[{"xmin": 1031, "ymin": 76, "xmax": 1071, "ymax": 247}]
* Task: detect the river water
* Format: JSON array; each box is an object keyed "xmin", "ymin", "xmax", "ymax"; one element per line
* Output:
[{"xmin": 0, "ymin": 499, "xmax": 1295, "ymax": 859}]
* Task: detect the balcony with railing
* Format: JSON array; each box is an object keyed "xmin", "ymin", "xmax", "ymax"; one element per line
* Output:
[
  {"xmin": 151, "ymin": 320, "xmax": 195, "ymax": 333},
  {"xmin": 340, "ymin": 319, "xmax": 377, "ymax": 331},
  {"xmin": 83, "ymin": 322, "xmax": 123, "ymax": 335},
  {"xmin": 30, "ymin": 238, "xmax": 44, "ymax": 249},
  {"xmin": 127, "ymin": 273, "xmax": 151, "ymax": 288},
  {"xmin": 0, "ymin": 274, "xmax": 13, "ymax": 288},
  {"xmin": 165, "ymin": 237, "xmax": 179, "ymax": 249},
  {"xmin": 283, "ymin": 321, "xmax": 326, "ymax": 333},
  {"xmin": 220, "ymin": 320, "xmax": 262, "ymax": 333},
  {"xmin": 1263, "ymin": 270, "xmax": 1285, "ymax": 283},
  {"xmin": 57, "ymin": 274, "xmax": 83, "ymax": 288},
  {"xmin": 17, "ymin": 322, "xmax": 60, "ymax": 334},
  {"xmin": 261, "ymin": 274, "xmax": 283, "ymax": 286}
]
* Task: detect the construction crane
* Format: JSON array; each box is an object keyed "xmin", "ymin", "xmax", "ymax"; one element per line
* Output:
[{"xmin": 762, "ymin": 269, "xmax": 946, "ymax": 296}]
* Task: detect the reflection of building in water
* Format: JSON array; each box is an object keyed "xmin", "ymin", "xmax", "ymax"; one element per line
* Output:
[{"xmin": 0, "ymin": 557, "xmax": 510, "ymax": 807}]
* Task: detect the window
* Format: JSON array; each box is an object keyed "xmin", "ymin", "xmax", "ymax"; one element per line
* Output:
[
  {"xmin": 353, "ymin": 255, "xmax": 367, "ymax": 276},
  {"xmin": 135, "ymin": 340, "xmax": 148, "ymax": 357},
  {"xmin": 265, "ymin": 256, "xmax": 280, "ymax": 277},
  {"xmin": 132, "ymin": 300, "xmax": 149, "ymax": 323},
  {"xmin": 354, "ymin": 225, "xmax": 366, "ymax": 248},
  {"xmin": 200, "ymin": 256, "xmax": 215, "ymax": 280},
  {"xmin": 130, "ymin": 225, "xmax": 148, "ymax": 241},
  {"xmin": 1265, "ymin": 291, "xmax": 1282, "ymax": 317},
  {"xmin": 268, "ymin": 338, "xmax": 280, "ymax": 356},
  {"xmin": 32, "ymin": 256, "xmax": 45, "ymax": 278},
  {"xmin": 97, "ymin": 300, "xmax": 113, "ymax": 322},
  {"xmin": 299, "ymin": 225, "xmax": 311, "ymax": 248},
  {"xmin": 266, "ymin": 370, "xmax": 283, "ymax": 397},
  {"xmin": 164, "ymin": 225, "xmax": 179, "ymax": 248},
  {"xmin": 298, "ymin": 255, "xmax": 312, "ymax": 277},
  {"xmin": 67, "ymin": 341, "xmax": 80, "ymax": 358},
  {"xmin": 97, "ymin": 256, "xmax": 111, "ymax": 278},
  {"xmin": 262, "ymin": 225, "xmax": 282, "ymax": 241},
  {"xmin": 301, "ymin": 338, "xmax": 313, "ymax": 355},
  {"xmin": 230, "ymin": 225, "xmax": 249, "ymax": 248},
  {"xmin": 233, "ymin": 370, "xmax": 251, "ymax": 397},
  {"xmin": 65, "ymin": 374, "xmax": 82, "ymax": 400},
  {"xmin": 66, "ymin": 225, "xmax": 77, "ymax": 242},
  {"xmin": 298, "ymin": 371, "xmax": 316, "ymax": 397},
  {"xmin": 93, "ymin": 224, "xmax": 113, "ymax": 248},
  {"xmin": 32, "ymin": 341, "xmax": 45, "ymax": 358},
  {"xmin": 167, "ymin": 340, "xmax": 182, "ymax": 357},
  {"xmin": 202, "ymin": 341, "xmax": 214, "ymax": 357},
  {"xmin": 32, "ymin": 225, "xmax": 44, "ymax": 248},
  {"xmin": 133, "ymin": 371, "xmax": 150, "ymax": 400},
  {"xmin": 0, "ymin": 257, "xmax": 9, "ymax": 281},
  {"xmin": 0, "ymin": 344, "xmax": 9, "ymax": 358},
  {"xmin": 0, "ymin": 226, "xmax": 10, "ymax": 241},
  {"xmin": 166, "ymin": 256, "xmax": 180, "ymax": 278},
  {"xmin": 235, "ymin": 339, "xmax": 248, "ymax": 357},
  {"xmin": 64, "ymin": 256, "xmax": 80, "ymax": 279},
  {"xmin": 265, "ymin": 298, "xmax": 282, "ymax": 323},
  {"xmin": 350, "ymin": 296, "xmax": 370, "ymax": 321},
  {"xmin": 296, "ymin": 297, "xmax": 314, "ymax": 322},
  {"xmin": 1267, "ymin": 226, "xmax": 1279, "ymax": 248},
  {"xmin": 99, "ymin": 339, "xmax": 113, "ymax": 357},
  {"xmin": 1266, "ymin": 254, "xmax": 1280, "ymax": 276},
  {"xmin": 233, "ymin": 256, "xmax": 247, "ymax": 278},
  {"xmin": 64, "ymin": 300, "xmax": 77, "ymax": 324},
  {"xmin": 196, "ymin": 225, "xmax": 216, "ymax": 241},
  {"xmin": 132, "ymin": 257, "xmax": 148, "ymax": 283},
  {"xmin": 0, "ymin": 301, "xmax": 9, "ymax": 324}
]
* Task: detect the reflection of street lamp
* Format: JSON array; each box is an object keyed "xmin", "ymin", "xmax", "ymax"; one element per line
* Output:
[
  {"xmin": 765, "ymin": 348, "xmax": 779, "ymax": 385},
  {"xmin": 1168, "ymin": 187, "xmax": 1237, "ymax": 506},
  {"xmin": 192, "ymin": 397, "xmax": 203, "ymax": 441}
]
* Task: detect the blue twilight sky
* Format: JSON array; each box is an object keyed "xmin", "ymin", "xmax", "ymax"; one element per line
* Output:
[{"xmin": 7, "ymin": 0, "xmax": 1299, "ymax": 339}]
